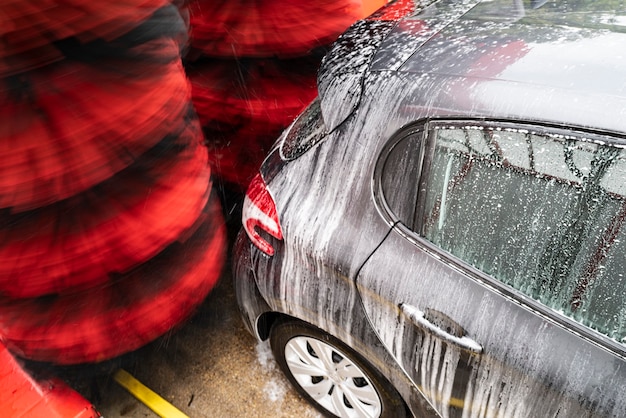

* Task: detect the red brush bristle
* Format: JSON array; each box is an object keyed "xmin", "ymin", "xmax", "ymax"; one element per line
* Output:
[
  {"xmin": 188, "ymin": 58, "xmax": 318, "ymax": 187},
  {"xmin": 187, "ymin": 0, "xmax": 363, "ymax": 58},
  {"xmin": 0, "ymin": 194, "xmax": 226, "ymax": 365},
  {"xmin": 0, "ymin": 126, "xmax": 211, "ymax": 298},
  {"xmin": 1, "ymin": 0, "xmax": 174, "ymax": 75}
]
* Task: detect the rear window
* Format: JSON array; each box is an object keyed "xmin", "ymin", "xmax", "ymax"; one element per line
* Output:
[
  {"xmin": 421, "ymin": 122, "xmax": 626, "ymax": 344},
  {"xmin": 280, "ymin": 98, "xmax": 327, "ymax": 161}
]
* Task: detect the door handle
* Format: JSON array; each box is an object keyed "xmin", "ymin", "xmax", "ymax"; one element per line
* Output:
[{"xmin": 400, "ymin": 303, "xmax": 483, "ymax": 354}]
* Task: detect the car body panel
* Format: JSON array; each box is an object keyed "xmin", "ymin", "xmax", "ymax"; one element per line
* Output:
[
  {"xmin": 358, "ymin": 222, "xmax": 626, "ymax": 417},
  {"xmin": 233, "ymin": 230, "xmax": 440, "ymax": 417},
  {"xmin": 317, "ymin": 18, "xmax": 398, "ymax": 132},
  {"xmin": 393, "ymin": 6, "xmax": 626, "ymax": 133}
]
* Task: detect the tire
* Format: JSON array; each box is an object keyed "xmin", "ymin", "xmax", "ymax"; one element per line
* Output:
[{"xmin": 270, "ymin": 320, "xmax": 406, "ymax": 418}]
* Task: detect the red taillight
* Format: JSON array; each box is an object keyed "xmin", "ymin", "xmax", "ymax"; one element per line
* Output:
[{"xmin": 242, "ymin": 174, "xmax": 283, "ymax": 256}]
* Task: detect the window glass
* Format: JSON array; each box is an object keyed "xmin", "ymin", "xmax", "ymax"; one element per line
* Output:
[
  {"xmin": 421, "ymin": 124, "xmax": 626, "ymax": 343},
  {"xmin": 280, "ymin": 98, "xmax": 327, "ymax": 161},
  {"xmin": 380, "ymin": 131, "xmax": 423, "ymax": 226}
]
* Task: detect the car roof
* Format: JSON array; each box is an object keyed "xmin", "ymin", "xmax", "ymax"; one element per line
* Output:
[{"xmin": 369, "ymin": 0, "xmax": 626, "ymax": 136}]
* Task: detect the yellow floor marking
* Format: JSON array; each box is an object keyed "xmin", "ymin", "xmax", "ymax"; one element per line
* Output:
[{"xmin": 113, "ymin": 369, "xmax": 189, "ymax": 418}]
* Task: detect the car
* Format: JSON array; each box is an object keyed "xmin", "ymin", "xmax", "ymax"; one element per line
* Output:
[{"xmin": 232, "ymin": 0, "xmax": 626, "ymax": 417}]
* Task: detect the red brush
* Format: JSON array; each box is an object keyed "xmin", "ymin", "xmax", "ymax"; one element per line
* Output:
[
  {"xmin": 0, "ymin": 120, "xmax": 211, "ymax": 299},
  {"xmin": 1, "ymin": 55, "xmax": 193, "ymax": 212},
  {"xmin": 187, "ymin": 0, "xmax": 362, "ymax": 58},
  {"xmin": 0, "ymin": 193, "xmax": 226, "ymax": 365},
  {"xmin": 0, "ymin": 0, "xmax": 174, "ymax": 75},
  {"xmin": 188, "ymin": 58, "xmax": 318, "ymax": 187}
]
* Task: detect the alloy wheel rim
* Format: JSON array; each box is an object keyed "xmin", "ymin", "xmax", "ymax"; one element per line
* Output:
[{"xmin": 284, "ymin": 336, "xmax": 382, "ymax": 418}]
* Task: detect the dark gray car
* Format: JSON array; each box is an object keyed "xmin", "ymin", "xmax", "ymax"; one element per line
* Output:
[{"xmin": 233, "ymin": 0, "xmax": 626, "ymax": 417}]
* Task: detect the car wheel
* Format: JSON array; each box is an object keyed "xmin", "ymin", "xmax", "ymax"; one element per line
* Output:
[{"xmin": 270, "ymin": 320, "xmax": 406, "ymax": 418}]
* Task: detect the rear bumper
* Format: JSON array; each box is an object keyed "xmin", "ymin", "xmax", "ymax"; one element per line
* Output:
[{"xmin": 232, "ymin": 229, "xmax": 272, "ymax": 339}]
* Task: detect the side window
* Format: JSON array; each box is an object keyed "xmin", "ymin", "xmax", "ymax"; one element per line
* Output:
[
  {"xmin": 379, "ymin": 128, "xmax": 424, "ymax": 226},
  {"xmin": 421, "ymin": 123, "xmax": 626, "ymax": 344}
]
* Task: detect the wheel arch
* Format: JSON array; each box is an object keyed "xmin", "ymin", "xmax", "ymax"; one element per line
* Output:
[
  {"xmin": 255, "ymin": 311, "xmax": 285, "ymax": 341},
  {"xmin": 256, "ymin": 312, "xmax": 437, "ymax": 418}
]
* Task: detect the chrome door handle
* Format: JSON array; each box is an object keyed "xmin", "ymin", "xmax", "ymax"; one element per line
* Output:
[{"xmin": 400, "ymin": 303, "xmax": 483, "ymax": 354}]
